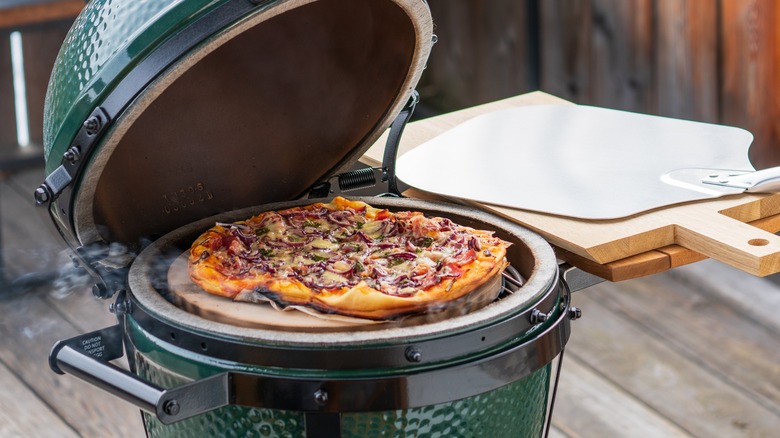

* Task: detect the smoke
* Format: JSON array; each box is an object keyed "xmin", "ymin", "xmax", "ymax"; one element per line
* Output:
[
  {"xmin": 4, "ymin": 241, "xmax": 137, "ymax": 299},
  {"xmin": 49, "ymin": 251, "xmax": 92, "ymax": 299},
  {"xmin": 3, "ymin": 246, "xmax": 91, "ymax": 297}
]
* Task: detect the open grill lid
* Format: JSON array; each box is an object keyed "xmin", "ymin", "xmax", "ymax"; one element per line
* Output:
[{"xmin": 38, "ymin": 0, "xmax": 433, "ymax": 250}]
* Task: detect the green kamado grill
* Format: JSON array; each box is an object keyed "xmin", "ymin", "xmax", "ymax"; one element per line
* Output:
[{"xmin": 37, "ymin": 1, "xmax": 581, "ymax": 437}]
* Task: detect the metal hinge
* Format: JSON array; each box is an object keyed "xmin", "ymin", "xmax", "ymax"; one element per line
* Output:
[
  {"xmin": 71, "ymin": 243, "xmax": 134, "ymax": 299},
  {"xmin": 35, "ymin": 107, "xmax": 111, "ymax": 206},
  {"xmin": 307, "ymin": 91, "xmax": 419, "ymax": 199}
]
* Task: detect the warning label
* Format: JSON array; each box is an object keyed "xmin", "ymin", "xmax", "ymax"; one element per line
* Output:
[{"xmin": 81, "ymin": 336, "xmax": 106, "ymax": 359}]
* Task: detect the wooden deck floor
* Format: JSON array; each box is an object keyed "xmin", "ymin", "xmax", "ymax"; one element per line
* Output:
[{"xmin": 1, "ymin": 167, "xmax": 779, "ymax": 437}]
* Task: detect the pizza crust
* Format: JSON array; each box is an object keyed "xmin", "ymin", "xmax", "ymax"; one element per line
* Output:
[
  {"xmin": 234, "ymin": 257, "xmax": 507, "ymax": 320},
  {"xmin": 188, "ymin": 197, "xmax": 511, "ymax": 320},
  {"xmin": 172, "ymin": 252, "xmax": 504, "ymax": 328},
  {"xmin": 304, "ymin": 256, "xmax": 507, "ymax": 319}
]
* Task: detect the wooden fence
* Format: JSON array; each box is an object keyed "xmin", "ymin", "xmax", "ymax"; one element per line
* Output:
[
  {"xmin": 421, "ymin": 0, "xmax": 780, "ymax": 168},
  {"xmin": 0, "ymin": 0, "xmax": 82, "ymax": 171},
  {"xmin": 2, "ymin": 1, "xmax": 777, "ymax": 167}
]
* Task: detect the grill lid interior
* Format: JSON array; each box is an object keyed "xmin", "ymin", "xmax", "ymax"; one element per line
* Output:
[{"xmin": 50, "ymin": 0, "xmax": 432, "ymax": 248}]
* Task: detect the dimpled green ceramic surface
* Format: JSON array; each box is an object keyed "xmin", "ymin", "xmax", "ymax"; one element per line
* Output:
[
  {"xmin": 338, "ymin": 371, "xmax": 550, "ymax": 438},
  {"xmin": 43, "ymin": 0, "xmax": 225, "ymax": 174},
  {"xmin": 138, "ymin": 355, "xmax": 548, "ymax": 438},
  {"xmin": 126, "ymin": 308, "xmax": 554, "ymax": 438}
]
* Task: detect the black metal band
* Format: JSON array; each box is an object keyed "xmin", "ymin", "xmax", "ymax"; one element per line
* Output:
[
  {"xmin": 225, "ymin": 302, "xmax": 571, "ymax": 412},
  {"xmin": 50, "ymin": 287, "xmax": 571, "ymax": 423},
  {"xmin": 126, "ymin": 277, "xmax": 563, "ymax": 372},
  {"xmin": 305, "ymin": 413, "xmax": 342, "ymax": 438}
]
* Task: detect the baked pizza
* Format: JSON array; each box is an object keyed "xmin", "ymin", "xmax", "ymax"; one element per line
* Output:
[{"xmin": 188, "ymin": 197, "xmax": 510, "ymax": 320}]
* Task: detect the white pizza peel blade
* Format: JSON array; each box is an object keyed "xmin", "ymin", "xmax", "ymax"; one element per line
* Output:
[{"xmin": 396, "ymin": 105, "xmax": 756, "ymax": 220}]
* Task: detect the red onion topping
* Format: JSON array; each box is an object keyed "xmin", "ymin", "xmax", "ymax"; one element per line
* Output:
[
  {"xmin": 264, "ymin": 236, "xmax": 309, "ymax": 248},
  {"xmin": 379, "ymin": 220, "xmax": 398, "ymax": 237},
  {"xmin": 209, "ymin": 200, "xmax": 501, "ymax": 294},
  {"xmin": 327, "ymin": 210, "xmax": 353, "ymax": 226},
  {"xmin": 389, "ymin": 252, "xmax": 417, "ymax": 261},
  {"xmin": 354, "ymin": 232, "xmax": 373, "ymax": 243}
]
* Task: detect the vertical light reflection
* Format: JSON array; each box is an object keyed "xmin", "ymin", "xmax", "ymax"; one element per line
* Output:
[{"xmin": 10, "ymin": 31, "xmax": 30, "ymax": 147}]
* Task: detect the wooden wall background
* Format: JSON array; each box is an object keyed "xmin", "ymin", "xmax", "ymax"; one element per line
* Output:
[
  {"xmin": 0, "ymin": 0, "xmax": 82, "ymax": 170},
  {"xmin": 420, "ymin": 0, "xmax": 780, "ymax": 168},
  {"xmin": 1, "ymin": 1, "xmax": 777, "ymax": 167}
]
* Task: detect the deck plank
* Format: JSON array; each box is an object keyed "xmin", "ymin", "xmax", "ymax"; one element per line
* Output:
[
  {"xmin": 4, "ymin": 168, "xmax": 121, "ymax": 332},
  {"xmin": 547, "ymin": 426, "xmax": 569, "ymax": 438},
  {"xmin": 0, "ymin": 360, "xmax": 79, "ymax": 438},
  {"xmin": 0, "ymin": 291, "xmax": 145, "ymax": 437},
  {"xmin": 0, "ymin": 170, "xmax": 145, "ymax": 437},
  {"xmin": 1, "ymin": 169, "xmax": 70, "ymax": 280},
  {"xmin": 586, "ymin": 271, "xmax": 780, "ymax": 413},
  {"xmin": 569, "ymin": 289, "xmax": 780, "ymax": 437},
  {"xmin": 552, "ymin": 356, "xmax": 691, "ymax": 438},
  {"xmin": 670, "ymin": 259, "xmax": 780, "ymax": 335}
]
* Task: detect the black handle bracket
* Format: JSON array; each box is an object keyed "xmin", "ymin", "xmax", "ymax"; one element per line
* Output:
[
  {"xmin": 382, "ymin": 90, "xmax": 419, "ymax": 196},
  {"xmin": 49, "ymin": 324, "xmax": 125, "ymax": 374},
  {"xmin": 307, "ymin": 90, "xmax": 420, "ymax": 199}
]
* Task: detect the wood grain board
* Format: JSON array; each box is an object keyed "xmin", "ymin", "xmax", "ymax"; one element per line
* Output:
[
  {"xmin": 552, "ymin": 357, "xmax": 690, "ymax": 438},
  {"xmin": 362, "ymin": 91, "xmax": 780, "ymax": 279},
  {"xmin": 0, "ymin": 360, "xmax": 79, "ymax": 438},
  {"xmin": 422, "ymin": 1, "xmax": 780, "ymax": 169},
  {"xmin": 168, "ymin": 253, "xmax": 381, "ymax": 330},
  {"xmin": 568, "ymin": 288, "xmax": 780, "ymax": 437},
  {"xmin": 590, "ymin": 268, "xmax": 780, "ymax": 410}
]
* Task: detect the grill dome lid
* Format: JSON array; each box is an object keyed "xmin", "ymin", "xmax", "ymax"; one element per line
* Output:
[{"xmin": 41, "ymin": 0, "xmax": 433, "ymax": 248}]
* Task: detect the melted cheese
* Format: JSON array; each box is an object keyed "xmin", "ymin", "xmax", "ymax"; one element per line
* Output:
[{"xmin": 206, "ymin": 198, "xmax": 506, "ymax": 295}]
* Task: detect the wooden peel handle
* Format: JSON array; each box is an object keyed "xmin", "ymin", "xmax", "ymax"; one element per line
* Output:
[{"xmin": 675, "ymin": 211, "xmax": 780, "ymax": 276}]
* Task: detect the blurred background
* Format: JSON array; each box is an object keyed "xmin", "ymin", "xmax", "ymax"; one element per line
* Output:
[
  {"xmin": 0, "ymin": 1, "xmax": 778, "ymax": 437},
  {"xmin": 419, "ymin": 0, "xmax": 779, "ymax": 167},
  {"xmin": 2, "ymin": 0, "xmax": 778, "ymax": 172}
]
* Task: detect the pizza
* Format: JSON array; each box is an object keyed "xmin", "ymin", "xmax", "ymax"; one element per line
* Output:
[{"xmin": 188, "ymin": 197, "xmax": 510, "ymax": 320}]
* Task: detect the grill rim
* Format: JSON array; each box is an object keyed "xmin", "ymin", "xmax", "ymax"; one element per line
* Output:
[{"xmin": 127, "ymin": 197, "xmax": 560, "ymax": 353}]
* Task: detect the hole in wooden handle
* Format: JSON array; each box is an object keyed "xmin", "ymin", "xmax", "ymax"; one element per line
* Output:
[{"xmin": 748, "ymin": 239, "xmax": 770, "ymax": 246}]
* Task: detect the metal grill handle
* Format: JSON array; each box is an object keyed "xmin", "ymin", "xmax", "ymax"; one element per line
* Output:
[
  {"xmin": 55, "ymin": 345, "xmax": 164, "ymax": 413},
  {"xmin": 49, "ymin": 325, "xmax": 230, "ymax": 424}
]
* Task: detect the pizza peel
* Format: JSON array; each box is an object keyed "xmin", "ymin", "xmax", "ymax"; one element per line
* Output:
[
  {"xmin": 390, "ymin": 102, "xmax": 780, "ymax": 276},
  {"xmin": 396, "ymin": 104, "xmax": 780, "ymax": 220}
]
